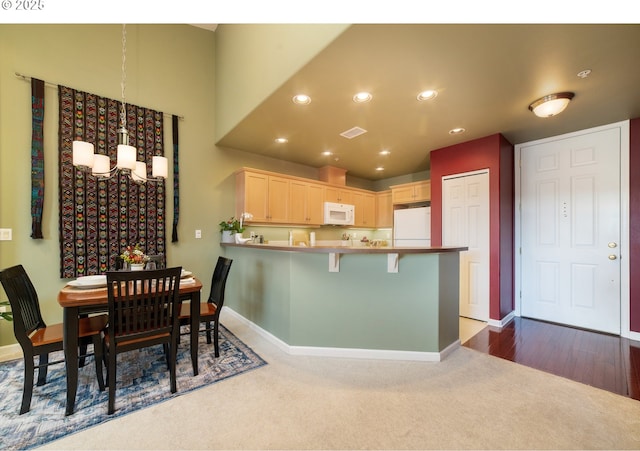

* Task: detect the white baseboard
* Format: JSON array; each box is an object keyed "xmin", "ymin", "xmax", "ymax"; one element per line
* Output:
[
  {"xmin": 0, "ymin": 344, "xmax": 22, "ymax": 362},
  {"xmin": 487, "ymin": 311, "xmax": 516, "ymax": 328},
  {"xmin": 626, "ymin": 330, "xmax": 640, "ymax": 342},
  {"xmin": 221, "ymin": 306, "xmax": 459, "ymax": 362}
]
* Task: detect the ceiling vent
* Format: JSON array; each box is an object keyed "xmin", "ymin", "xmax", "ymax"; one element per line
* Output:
[{"xmin": 340, "ymin": 126, "xmax": 367, "ymax": 139}]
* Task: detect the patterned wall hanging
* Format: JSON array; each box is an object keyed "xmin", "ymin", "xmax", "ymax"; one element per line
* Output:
[
  {"xmin": 172, "ymin": 114, "xmax": 180, "ymax": 242},
  {"xmin": 30, "ymin": 78, "xmax": 45, "ymax": 239},
  {"xmin": 58, "ymin": 85, "xmax": 166, "ymax": 278}
]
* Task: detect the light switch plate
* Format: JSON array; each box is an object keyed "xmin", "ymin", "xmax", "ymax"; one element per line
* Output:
[
  {"xmin": 0, "ymin": 228, "xmax": 12, "ymax": 241},
  {"xmin": 195, "ymin": 229, "xmax": 202, "ymax": 239}
]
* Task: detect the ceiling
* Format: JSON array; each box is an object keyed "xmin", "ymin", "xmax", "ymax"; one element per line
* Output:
[{"xmin": 216, "ymin": 24, "xmax": 640, "ymax": 181}]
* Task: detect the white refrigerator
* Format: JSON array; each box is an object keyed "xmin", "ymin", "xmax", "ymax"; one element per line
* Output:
[{"xmin": 393, "ymin": 207, "xmax": 431, "ymax": 247}]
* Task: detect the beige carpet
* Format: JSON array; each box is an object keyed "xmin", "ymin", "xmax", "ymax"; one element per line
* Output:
[{"xmin": 38, "ymin": 310, "xmax": 640, "ymax": 450}]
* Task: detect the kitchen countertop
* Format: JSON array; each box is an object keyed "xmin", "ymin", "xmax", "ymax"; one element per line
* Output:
[{"xmin": 221, "ymin": 242, "xmax": 467, "ymax": 254}]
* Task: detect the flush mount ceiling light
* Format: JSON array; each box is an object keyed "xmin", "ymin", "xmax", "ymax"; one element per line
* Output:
[
  {"xmin": 72, "ymin": 25, "xmax": 168, "ymax": 183},
  {"xmin": 528, "ymin": 92, "xmax": 575, "ymax": 118},
  {"xmin": 353, "ymin": 92, "xmax": 372, "ymax": 103},
  {"xmin": 379, "ymin": 150, "xmax": 390, "ymax": 156},
  {"xmin": 417, "ymin": 90, "xmax": 438, "ymax": 101},
  {"xmin": 322, "ymin": 151, "xmax": 333, "ymax": 156},
  {"xmin": 292, "ymin": 94, "xmax": 311, "ymax": 105},
  {"xmin": 274, "ymin": 137, "xmax": 288, "ymax": 143}
]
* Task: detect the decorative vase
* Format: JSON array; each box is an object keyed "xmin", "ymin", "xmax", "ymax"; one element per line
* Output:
[
  {"xmin": 130, "ymin": 263, "xmax": 144, "ymax": 271},
  {"xmin": 221, "ymin": 230, "xmax": 234, "ymax": 243},
  {"xmin": 235, "ymin": 233, "xmax": 251, "ymax": 244}
]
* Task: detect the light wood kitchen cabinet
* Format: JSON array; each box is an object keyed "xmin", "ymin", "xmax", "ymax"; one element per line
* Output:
[
  {"xmin": 289, "ymin": 180, "xmax": 325, "ymax": 225},
  {"xmin": 237, "ymin": 167, "xmax": 397, "ymax": 228},
  {"xmin": 325, "ymin": 186, "xmax": 353, "ymax": 204},
  {"xmin": 376, "ymin": 190, "xmax": 393, "ymax": 228},
  {"xmin": 352, "ymin": 191, "xmax": 376, "ymax": 227},
  {"xmin": 391, "ymin": 180, "xmax": 431, "ymax": 204},
  {"xmin": 236, "ymin": 170, "xmax": 290, "ymax": 223}
]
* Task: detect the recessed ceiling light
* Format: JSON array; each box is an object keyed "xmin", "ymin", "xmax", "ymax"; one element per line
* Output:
[
  {"xmin": 449, "ymin": 127, "xmax": 466, "ymax": 135},
  {"xmin": 417, "ymin": 90, "xmax": 438, "ymax": 101},
  {"xmin": 292, "ymin": 94, "xmax": 311, "ymax": 105},
  {"xmin": 275, "ymin": 137, "xmax": 288, "ymax": 144},
  {"xmin": 322, "ymin": 151, "xmax": 333, "ymax": 156},
  {"xmin": 379, "ymin": 150, "xmax": 390, "ymax": 156},
  {"xmin": 375, "ymin": 166, "xmax": 384, "ymax": 171},
  {"xmin": 353, "ymin": 92, "xmax": 372, "ymax": 103}
]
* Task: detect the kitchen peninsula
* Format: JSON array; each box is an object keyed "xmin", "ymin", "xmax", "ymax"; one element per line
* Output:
[{"xmin": 221, "ymin": 242, "xmax": 466, "ymax": 361}]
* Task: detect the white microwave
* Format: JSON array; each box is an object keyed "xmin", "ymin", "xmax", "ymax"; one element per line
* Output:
[{"xmin": 324, "ymin": 202, "xmax": 355, "ymax": 225}]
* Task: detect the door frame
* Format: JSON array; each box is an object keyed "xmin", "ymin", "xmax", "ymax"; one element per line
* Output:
[{"xmin": 514, "ymin": 120, "xmax": 631, "ymax": 338}]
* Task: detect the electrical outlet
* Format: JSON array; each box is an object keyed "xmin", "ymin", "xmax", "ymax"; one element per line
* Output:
[
  {"xmin": 0, "ymin": 228, "xmax": 12, "ymax": 241},
  {"xmin": 195, "ymin": 229, "xmax": 202, "ymax": 239}
]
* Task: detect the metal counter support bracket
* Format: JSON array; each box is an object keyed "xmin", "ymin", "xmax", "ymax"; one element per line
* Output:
[
  {"xmin": 329, "ymin": 253, "xmax": 340, "ymax": 272},
  {"xmin": 388, "ymin": 253, "xmax": 399, "ymax": 273}
]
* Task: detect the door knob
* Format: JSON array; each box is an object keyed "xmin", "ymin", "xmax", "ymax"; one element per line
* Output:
[
  {"xmin": 608, "ymin": 242, "xmax": 618, "ymax": 248},
  {"xmin": 609, "ymin": 254, "xmax": 617, "ymax": 260}
]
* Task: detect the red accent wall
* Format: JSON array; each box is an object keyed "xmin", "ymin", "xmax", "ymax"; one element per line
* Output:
[
  {"xmin": 430, "ymin": 133, "xmax": 514, "ymax": 321},
  {"xmin": 629, "ymin": 118, "xmax": 640, "ymax": 332}
]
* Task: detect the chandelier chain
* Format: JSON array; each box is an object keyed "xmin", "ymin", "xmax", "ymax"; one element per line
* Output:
[{"xmin": 119, "ymin": 24, "xmax": 127, "ymax": 130}]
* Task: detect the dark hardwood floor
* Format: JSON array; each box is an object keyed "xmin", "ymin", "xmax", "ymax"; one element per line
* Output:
[{"xmin": 462, "ymin": 316, "xmax": 640, "ymax": 401}]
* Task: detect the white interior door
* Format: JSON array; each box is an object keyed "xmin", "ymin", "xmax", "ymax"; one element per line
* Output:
[
  {"xmin": 443, "ymin": 171, "xmax": 490, "ymax": 321},
  {"xmin": 519, "ymin": 128, "xmax": 621, "ymax": 334}
]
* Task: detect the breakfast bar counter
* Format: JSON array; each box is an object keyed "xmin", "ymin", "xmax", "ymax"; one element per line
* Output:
[{"xmin": 221, "ymin": 242, "xmax": 466, "ymax": 361}]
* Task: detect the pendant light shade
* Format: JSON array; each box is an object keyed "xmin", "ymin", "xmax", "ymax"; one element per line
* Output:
[
  {"xmin": 152, "ymin": 156, "xmax": 168, "ymax": 179},
  {"xmin": 529, "ymin": 92, "xmax": 575, "ymax": 118},
  {"xmin": 132, "ymin": 161, "xmax": 147, "ymax": 183},
  {"xmin": 116, "ymin": 144, "xmax": 137, "ymax": 170},
  {"xmin": 72, "ymin": 141, "xmax": 94, "ymax": 168},
  {"xmin": 92, "ymin": 154, "xmax": 111, "ymax": 176}
]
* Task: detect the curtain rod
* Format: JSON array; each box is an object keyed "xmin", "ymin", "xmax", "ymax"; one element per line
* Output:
[{"xmin": 15, "ymin": 72, "xmax": 185, "ymax": 121}]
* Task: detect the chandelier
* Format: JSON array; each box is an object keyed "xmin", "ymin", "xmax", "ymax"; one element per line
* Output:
[{"xmin": 72, "ymin": 24, "xmax": 168, "ymax": 183}]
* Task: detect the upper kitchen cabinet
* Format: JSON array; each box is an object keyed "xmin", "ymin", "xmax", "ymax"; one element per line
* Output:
[
  {"xmin": 391, "ymin": 180, "xmax": 431, "ymax": 204},
  {"xmin": 325, "ymin": 186, "xmax": 353, "ymax": 204},
  {"xmin": 289, "ymin": 179, "xmax": 325, "ymax": 225},
  {"xmin": 352, "ymin": 191, "xmax": 376, "ymax": 228},
  {"xmin": 376, "ymin": 190, "xmax": 393, "ymax": 228},
  {"xmin": 236, "ymin": 169, "xmax": 290, "ymax": 223}
]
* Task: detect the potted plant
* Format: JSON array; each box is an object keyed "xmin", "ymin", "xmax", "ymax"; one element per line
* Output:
[
  {"xmin": 219, "ymin": 217, "xmax": 245, "ymax": 243},
  {"xmin": 120, "ymin": 244, "xmax": 149, "ymax": 270}
]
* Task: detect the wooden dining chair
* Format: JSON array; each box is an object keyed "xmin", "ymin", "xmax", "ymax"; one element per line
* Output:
[
  {"xmin": 104, "ymin": 267, "xmax": 182, "ymax": 414},
  {"xmin": 179, "ymin": 257, "xmax": 232, "ymax": 358},
  {"xmin": 0, "ymin": 264, "xmax": 107, "ymax": 414}
]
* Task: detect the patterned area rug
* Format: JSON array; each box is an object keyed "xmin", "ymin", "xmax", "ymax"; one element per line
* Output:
[{"xmin": 0, "ymin": 325, "xmax": 267, "ymax": 450}]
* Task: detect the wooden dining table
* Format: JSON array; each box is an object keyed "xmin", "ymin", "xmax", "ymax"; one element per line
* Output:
[{"xmin": 57, "ymin": 276, "xmax": 203, "ymax": 416}]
